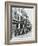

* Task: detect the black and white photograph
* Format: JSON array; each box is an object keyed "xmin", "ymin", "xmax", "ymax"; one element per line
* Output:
[{"xmin": 10, "ymin": 7, "xmax": 35, "ymax": 42}]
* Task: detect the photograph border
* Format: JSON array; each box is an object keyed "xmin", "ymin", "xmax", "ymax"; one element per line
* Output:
[{"xmin": 5, "ymin": 1, "xmax": 37, "ymax": 45}]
